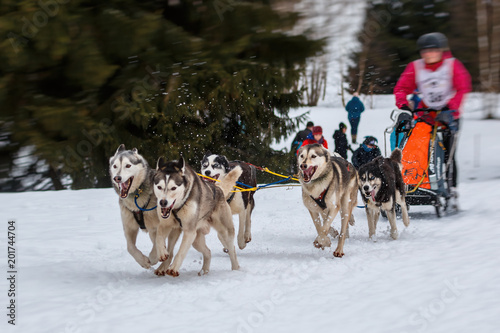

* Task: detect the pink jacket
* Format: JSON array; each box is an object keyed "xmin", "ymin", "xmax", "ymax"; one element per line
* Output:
[{"xmin": 394, "ymin": 57, "xmax": 471, "ymax": 119}]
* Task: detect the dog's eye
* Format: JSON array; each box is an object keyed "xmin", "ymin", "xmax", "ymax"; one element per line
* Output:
[
  {"xmin": 157, "ymin": 185, "xmax": 162, "ymax": 190},
  {"xmin": 113, "ymin": 165, "xmax": 117, "ymax": 169},
  {"xmin": 202, "ymin": 163, "xmax": 208, "ymax": 168},
  {"xmin": 213, "ymin": 163, "xmax": 219, "ymax": 168},
  {"xmin": 171, "ymin": 186, "xmax": 177, "ymax": 191},
  {"xmin": 311, "ymin": 155, "xmax": 316, "ymax": 158},
  {"xmin": 369, "ymin": 176, "xmax": 375, "ymax": 180},
  {"xmin": 125, "ymin": 164, "xmax": 131, "ymax": 168}
]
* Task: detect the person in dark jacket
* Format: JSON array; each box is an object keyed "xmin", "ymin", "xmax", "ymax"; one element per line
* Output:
[
  {"xmin": 345, "ymin": 92, "xmax": 365, "ymax": 144},
  {"xmin": 333, "ymin": 122, "xmax": 351, "ymax": 159},
  {"xmin": 291, "ymin": 121, "xmax": 314, "ymax": 154},
  {"xmin": 352, "ymin": 136, "xmax": 381, "ymax": 169}
]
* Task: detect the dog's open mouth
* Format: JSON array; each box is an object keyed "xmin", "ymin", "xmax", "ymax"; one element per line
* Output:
[
  {"xmin": 302, "ymin": 166, "xmax": 317, "ymax": 183},
  {"xmin": 160, "ymin": 200, "xmax": 176, "ymax": 219},
  {"xmin": 203, "ymin": 174, "xmax": 219, "ymax": 183},
  {"xmin": 364, "ymin": 187, "xmax": 377, "ymax": 201},
  {"xmin": 119, "ymin": 177, "xmax": 133, "ymax": 198}
]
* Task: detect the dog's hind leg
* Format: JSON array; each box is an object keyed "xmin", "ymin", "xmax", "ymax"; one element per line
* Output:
[
  {"xmin": 237, "ymin": 211, "xmax": 247, "ymax": 250},
  {"xmin": 192, "ymin": 231, "xmax": 211, "ymax": 276},
  {"xmin": 386, "ymin": 208, "xmax": 399, "ymax": 240},
  {"xmin": 366, "ymin": 206, "xmax": 378, "ymax": 240},
  {"xmin": 214, "ymin": 211, "xmax": 240, "ymax": 270},
  {"xmin": 398, "ymin": 196, "xmax": 410, "ymax": 227}
]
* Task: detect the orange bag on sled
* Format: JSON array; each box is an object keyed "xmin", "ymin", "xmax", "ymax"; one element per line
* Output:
[{"xmin": 401, "ymin": 122, "xmax": 432, "ymax": 189}]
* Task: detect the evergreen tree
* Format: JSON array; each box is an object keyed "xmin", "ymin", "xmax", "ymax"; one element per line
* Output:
[
  {"xmin": 0, "ymin": 0, "xmax": 325, "ymax": 190},
  {"xmin": 346, "ymin": 0, "xmax": 478, "ymax": 95}
]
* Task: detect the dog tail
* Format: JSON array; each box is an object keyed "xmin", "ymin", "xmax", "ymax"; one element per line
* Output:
[
  {"xmin": 389, "ymin": 148, "xmax": 402, "ymax": 164},
  {"xmin": 218, "ymin": 165, "xmax": 243, "ymax": 197}
]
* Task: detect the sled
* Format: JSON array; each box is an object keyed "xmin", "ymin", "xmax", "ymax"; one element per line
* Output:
[{"xmin": 384, "ymin": 109, "xmax": 456, "ymax": 218}]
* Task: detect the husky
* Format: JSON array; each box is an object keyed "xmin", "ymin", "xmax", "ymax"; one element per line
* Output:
[
  {"xmin": 358, "ymin": 148, "xmax": 410, "ymax": 240},
  {"xmin": 201, "ymin": 152, "xmax": 257, "ymax": 249},
  {"xmin": 109, "ymin": 144, "xmax": 161, "ymax": 269},
  {"xmin": 153, "ymin": 156, "xmax": 242, "ymax": 277},
  {"xmin": 297, "ymin": 144, "xmax": 358, "ymax": 258}
]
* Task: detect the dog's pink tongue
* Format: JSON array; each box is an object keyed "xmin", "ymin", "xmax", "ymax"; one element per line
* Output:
[
  {"xmin": 304, "ymin": 166, "xmax": 314, "ymax": 181},
  {"xmin": 371, "ymin": 190, "xmax": 376, "ymax": 202}
]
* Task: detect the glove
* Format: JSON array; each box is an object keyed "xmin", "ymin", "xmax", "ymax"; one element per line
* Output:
[
  {"xmin": 400, "ymin": 105, "xmax": 411, "ymax": 111},
  {"xmin": 435, "ymin": 110, "xmax": 454, "ymax": 123},
  {"xmin": 435, "ymin": 110, "xmax": 458, "ymax": 132}
]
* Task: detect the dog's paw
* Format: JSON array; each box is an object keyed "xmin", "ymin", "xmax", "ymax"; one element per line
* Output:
[
  {"xmin": 223, "ymin": 247, "xmax": 229, "ymax": 253},
  {"xmin": 333, "ymin": 247, "xmax": 345, "ymax": 258},
  {"xmin": 314, "ymin": 235, "xmax": 331, "ymax": 249},
  {"xmin": 198, "ymin": 269, "xmax": 209, "ymax": 276},
  {"xmin": 137, "ymin": 256, "xmax": 152, "ymax": 269},
  {"xmin": 369, "ymin": 235, "xmax": 378, "ymax": 243},
  {"xmin": 328, "ymin": 227, "xmax": 339, "ymax": 238},
  {"xmin": 390, "ymin": 229, "xmax": 399, "ymax": 240},
  {"xmin": 237, "ymin": 238, "xmax": 247, "ymax": 250},
  {"xmin": 157, "ymin": 247, "xmax": 169, "ymax": 262},
  {"xmin": 166, "ymin": 269, "xmax": 179, "ymax": 277},
  {"xmin": 148, "ymin": 252, "xmax": 159, "ymax": 266},
  {"xmin": 154, "ymin": 261, "xmax": 169, "ymax": 276}
]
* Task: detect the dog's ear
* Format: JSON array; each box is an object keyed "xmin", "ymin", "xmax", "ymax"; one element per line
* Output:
[
  {"xmin": 176, "ymin": 156, "xmax": 186, "ymax": 175},
  {"xmin": 322, "ymin": 147, "xmax": 330, "ymax": 162},
  {"xmin": 115, "ymin": 144, "xmax": 126, "ymax": 155},
  {"xmin": 156, "ymin": 156, "xmax": 168, "ymax": 171},
  {"xmin": 132, "ymin": 148, "xmax": 138, "ymax": 154},
  {"xmin": 204, "ymin": 150, "xmax": 212, "ymax": 158}
]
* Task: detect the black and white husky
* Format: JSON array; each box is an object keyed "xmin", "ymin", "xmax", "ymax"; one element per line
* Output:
[
  {"xmin": 109, "ymin": 144, "xmax": 161, "ymax": 269},
  {"xmin": 358, "ymin": 148, "xmax": 410, "ymax": 240},
  {"xmin": 201, "ymin": 152, "xmax": 257, "ymax": 250}
]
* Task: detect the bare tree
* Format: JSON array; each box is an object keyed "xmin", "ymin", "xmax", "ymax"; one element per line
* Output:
[{"xmin": 476, "ymin": 0, "xmax": 500, "ymax": 119}]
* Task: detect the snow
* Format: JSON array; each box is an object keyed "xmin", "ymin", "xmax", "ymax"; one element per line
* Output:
[
  {"xmin": 2, "ymin": 93, "xmax": 500, "ymax": 333},
  {"xmin": 3, "ymin": 0, "xmax": 500, "ymax": 331}
]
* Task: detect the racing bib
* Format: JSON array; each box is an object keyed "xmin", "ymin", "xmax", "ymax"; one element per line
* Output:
[{"xmin": 415, "ymin": 58, "xmax": 455, "ymax": 110}]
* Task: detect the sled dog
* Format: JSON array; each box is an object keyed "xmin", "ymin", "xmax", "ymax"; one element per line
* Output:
[
  {"xmin": 153, "ymin": 156, "xmax": 242, "ymax": 277},
  {"xmin": 201, "ymin": 152, "xmax": 257, "ymax": 249},
  {"xmin": 297, "ymin": 144, "xmax": 358, "ymax": 257},
  {"xmin": 358, "ymin": 148, "xmax": 410, "ymax": 240},
  {"xmin": 109, "ymin": 144, "xmax": 161, "ymax": 269}
]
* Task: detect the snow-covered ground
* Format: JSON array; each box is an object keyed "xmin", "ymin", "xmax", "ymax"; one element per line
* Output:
[{"xmin": 2, "ymin": 94, "xmax": 500, "ymax": 333}]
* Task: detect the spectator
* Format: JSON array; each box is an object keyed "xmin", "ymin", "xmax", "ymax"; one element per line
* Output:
[
  {"xmin": 352, "ymin": 136, "xmax": 381, "ymax": 169},
  {"xmin": 298, "ymin": 126, "xmax": 328, "ymax": 153},
  {"xmin": 291, "ymin": 121, "xmax": 314, "ymax": 154},
  {"xmin": 333, "ymin": 122, "xmax": 350, "ymax": 159},
  {"xmin": 345, "ymin": 92, "xmax": 365, "ymax": 144}
]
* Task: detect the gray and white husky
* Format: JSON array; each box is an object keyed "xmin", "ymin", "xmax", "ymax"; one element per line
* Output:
[
  {"xmin": 153, "ymin": 156, "xmax": 242, "ymax": 277},
  {"xmin": 201, "ymin": 152, "xmax": 257, "ymax": 250},
  {"xmin": 358, "ymin": 148, "xmax": 410, "ymax": 240},
  {"xmin": 297, "ymin": 144, "xmax": 358, "ymax": 258},
  {"xmin": 109, "ymin": 144, "xmax": 161, "ymax": 269}
]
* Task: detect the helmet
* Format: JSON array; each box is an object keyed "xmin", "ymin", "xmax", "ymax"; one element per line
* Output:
[
  {"xmin": 363, "ymin": 136, "xmax": 378, "ymax": 146},
  {"xmin": 339, "ymin": 122, "xmax": 347, "ymax": 130},
  {"xmin": 428, "ymin": 32, "xmax": 448, "ymax": 49},
  {"xmin": 417, "ymin": 33, "xmax": 442, "ymax": 51}
]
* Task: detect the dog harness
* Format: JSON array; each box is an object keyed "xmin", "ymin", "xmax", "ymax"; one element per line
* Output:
[
  {"xmin": 131, "ymin": 186, "xmax": 155, "ymax": 230},
  {"xmin": 311, "ymin": 185, "xmax": 330, "ymax": 210}
]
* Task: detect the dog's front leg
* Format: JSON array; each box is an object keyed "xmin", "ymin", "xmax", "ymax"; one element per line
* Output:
[
  {"xmin": 333, "ymin": 200, "xmax": 352, "ymax": 258},
  {"xmin": 148, "ymin": 228, "xmax": 159, "ymax": 265},
  {"xmin": 166, "ymin": 229, "xmax": 197, "ymax": 277},
  {"xmin": 386, "ymin": 208, "xmax": 399, "ymax": 240},
  {"xmin": 155, "ymin": 221, "xmax": 172, "ymax": 262},
  {"xmin": 122, "ymin": 212, "xmax": 151, "ymax": 269}
]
